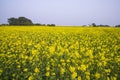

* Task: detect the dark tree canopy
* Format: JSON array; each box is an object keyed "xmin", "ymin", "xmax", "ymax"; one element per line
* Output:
[
  {"xmin": 8, "ymin": 17, "xmax": 33, "ymax": 25},
  {"xmin": 8, "ymin": 18, "xmax": 18, "ymax": 25},
  {"xmin": 91, "ymin": 23, "xmax": 96, "ymax": 27},
  {"xmin": 115, "ymin": 25, "xmax": 120, "ymax": 27},
  {"xmin": 47, "ymin": 24, "xmax": 56, "ymax": 27}
]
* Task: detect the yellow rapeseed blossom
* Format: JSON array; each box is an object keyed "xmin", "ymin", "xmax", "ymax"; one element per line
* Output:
[
  {"xmin": 107, "ymin": 77, "xmax": 110, "ymax": 80},
  {"xmin": 12, "ymin": 74, "xmax": 15, "ymax": 77},
  {"xmin": 105, "ymin": 69, "xmax": 111, "ymax": 73},
  {"xmin": 46, "ymin": 71, "xmax": 50, "ymax": 76},
  {"xmin": 23, "ymin": 68, "xmax": 28, "ymax": 72},
  {"xmin": 0, "ymin": 69, "xmax": 3, "ymax": 75},
  {"xmin": 28, "ymin": 75, "xmax": 34, "ymax": 80},
  {"xmin": 46, "ymin": 67, "xmax": 50, "ymax": 71},
  {"xmin": 28, "ymin": 41, "xmax": 32, "ymax": 46},
  {"xmin": 78, "ymin": 76, "xmax": 82, "ymax": 80},
  {"xmin": 86, "ymin": 75, "xmax": 90, "ymax": 80},
  {"xmin": 66, "ymin": 59, "xmax": 70, "ymax": 62},
  {"xmin": 85, "ymin": 71, "xmax": 90, "ymax": 75},
  {"xmin": 103, "ymin": 61, "xmax": 107, "ymax": 66},
  {"xmin": 60, "ymin": 59, "xmax": 65, "ymax": 63},
  {"xmin": 34, "ymin": 67, "xmax": 40, "ymax": 73},
  {"xmin": 49, "ymin": 46, "xmax": 55, "ymax": 53},
  {"xmin": 95, "ymin": 72, "xmax": 100, "ymax": 79},
  {"xmin": 80, "ymin": 64, "xmax": 87, "ymax": 71},
  {"xmin": 17, "ymin": 65, "xmax": 21, "ymax": 68},
  {"xmin": 97, "ymin": 62, "xmax": 102, "ymax": 67},
  {"xmin": 32, "ymin": 49, "xmax": 38, "ymax": 55},
  {"xmin": 69, "ymin": 66, "xmax": 75, "ymax": 72},
  {"xmin": 51, "ymin": 72, "xmax": 55, "ymax": 76},
  {"xmin": 61, "ymin": 68, "xmax": 65, "ymax": 74},
  {"xmin": 71, "ymin": 72, "xmax": 77, "ymax": 79},
  {"xmin": 112, "ymin": 77, "xmax": 117, "ymax": 80}
]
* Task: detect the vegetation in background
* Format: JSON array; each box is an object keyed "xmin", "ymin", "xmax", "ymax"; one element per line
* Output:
[
  {"xmin": 115, "ymin": 25, "xmax": 120, "ymax": 27},
  {"xmin": 8, "ymin": 17, "xmax": 33, "ymax": 26},
  {"xmin": 0, "ymin": 17, "xmax": 120, "ymax": 27},
  {"xmin": 7, "ymin": 17, "xmax": 56, "ymax": 26}
]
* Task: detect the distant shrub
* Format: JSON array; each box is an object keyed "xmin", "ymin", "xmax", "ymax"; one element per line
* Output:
[
  {"xmin": 47, "ymin": 24, "xmax": 56, "ymax": 27},
  {"xmin": 115, "ymin": 25, "xmax": 120, "ymax": 27}
]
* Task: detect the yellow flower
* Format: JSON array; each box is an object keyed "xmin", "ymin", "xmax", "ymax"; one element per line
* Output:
[
  {"xmin": 69, "ymin": 66, "xmax": 75, "ymax": 72},
  {"xmin": 78, "ymin": 76, "xmax": 82, "ymax": 80},
  {"xmin": 51, "ymin": 72, "xmax": 55, "ymax": 76},
  {"xmin": 85, "ymin": 50, "xmax": 93, "ymax": 57},
  {"xmin": 85, "ymin": 71, "xmax": 90, "ymax": 75},
  {"xmin": 32, "ymin": 49, "xmax": 38, "ymax": 55},
  {"xmin": 34, "ymin": 67, "xmax": 39, "ymax": 73},
  {"xmin": 17, "ymin": 65, "xmax": 21, "ymax": 68},
  {"xmin": 23, "ymin": 68, "xmax": 28, "ymax": 72},
  {"xmin": 12, "ymin": 74, "xmax": 15, "ymax": 77},
  {"xmin": 62, "ymin": 62, "xmax": 66, "ymax": 66},
  {"xmin": 97, "ymin": 62, "xmax": 102, "ymax": 67},
  {"xmin": 46, "ymin": 67, "xmax": 50, "ymax": 71},
  {"xmin": 112, "ymin": 77, "xmax": 117, "ymax": 80},
  {"xmin": 28, "ymin": 41, "xmax": 32, "ymax": 46},
  {"xmin": 28, "ymin": 75, "xmax": 34, "ymax": 80},
  {"xmin": 71, "ymin": 72, "xmax": 77, "ymax": 79},
  {"xmin": 66, "ymin": 59, "xmax": 70, "ymax": 63},
  {"xmin": 105, "ymin": 69, "xmax": 111, "ymax": 73},
  {"xmin": 107, "ymin": 77, "xmax": 110, "ymax": 80},
  {"xmin": 80, "ymin": 64, "xmax": 87, "ymax": 71},
  {"xmin": 95, "ymin": 72, "xmax": 100, "ymax": 79},
  {"xmin": 49, "ymin": 46, "xmax": 55, "ymax": 53},
  {"xmin": 46, "ymin": 71, "xmax": 50, "ymax": 76},
  {"xmin": 103, "ymin": 61, "xmax": 107, "ymax": 66},
  {"xmin": 86, "ymin": 75, "xmax": 90, "ymax": 80},
  {"xmin": 74, "ymin": 51, "xmax": 80, "ymax": 58},
  {"xmin": 0, "ymin": 69, "xmax": 3, "ymax": 75},
  {"xmin": 101, "ymin": 56, "xmax": 106, "ymax": 61},
  {"xmin": 60, "ymin": 59, "xmax": 65, "ymax": 63},
  {"xmin": 61, "ymin": 68, "xmax": 65, "ymax": 74}
]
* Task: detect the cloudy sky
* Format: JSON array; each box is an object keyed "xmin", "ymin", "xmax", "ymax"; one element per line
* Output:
[{"xmin": 0, "ymin": 0, "xmax": 120, "ymax": 26}]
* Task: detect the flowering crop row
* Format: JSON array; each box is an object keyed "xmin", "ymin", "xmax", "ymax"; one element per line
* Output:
[{"xmin": 0, "ymin": 26, "xmax": 120, "ymax": 80}]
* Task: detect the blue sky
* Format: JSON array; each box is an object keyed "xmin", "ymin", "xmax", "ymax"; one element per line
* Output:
[{"xmin": 0, "ymin": 0, "xmax": 120, "ymax": 26}]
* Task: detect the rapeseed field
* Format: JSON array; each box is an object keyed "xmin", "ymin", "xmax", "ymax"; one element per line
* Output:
[{"xmin": 0, "ymin": 26, "xmax": 120, "ymax": 80}]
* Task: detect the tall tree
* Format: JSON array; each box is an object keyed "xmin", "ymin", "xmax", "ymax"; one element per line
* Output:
[
  {"xmin": 91, "ymin": 23, "xmax": 96, "ymax": 27},
  {"xmin": 8, "ymin": 18, "xmax": 18, "ymax": 25},
  {"xmin": 18, "ymin": 17, "xmax": 33, "ymax": 25},
  {"xmin": 8, "ymin": 17, "xmax": 33, "ymax": 25}
]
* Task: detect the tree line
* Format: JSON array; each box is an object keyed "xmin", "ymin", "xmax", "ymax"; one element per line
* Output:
[
  {"xmin": 0, "ymin": 17, "xmax": 55, "ymax": 26},
  {"xmin": 0, "ymin": 17, "xmax": 120, "ymax": 27}
]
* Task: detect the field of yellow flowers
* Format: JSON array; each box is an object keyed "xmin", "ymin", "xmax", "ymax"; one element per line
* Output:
[{"xmin": 0, "ymin": 26, "xmax": 120, "ymax": 80}]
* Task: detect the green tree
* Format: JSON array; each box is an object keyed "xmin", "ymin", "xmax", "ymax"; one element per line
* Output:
[
  {"xmin": 18, "ymin": 17, "xmax": 33, "ymax": 25},
  {"xmin": 8, "ymin": 18, "xmax": 18, "ymax": 25},
  {"xmin": 115, "ymin": 25, "xmax": 120, "ymax": 27},
  {"xmin": 8, "ymin": 17, "xmax": 33, "ymax": 25},
  {"xmin": 47, "ymin": 24, "xmax": 55, "ymax": 27},
  {"xmin": 92, "ymin": 23, "xmax": 96, "ymax": 27}
]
